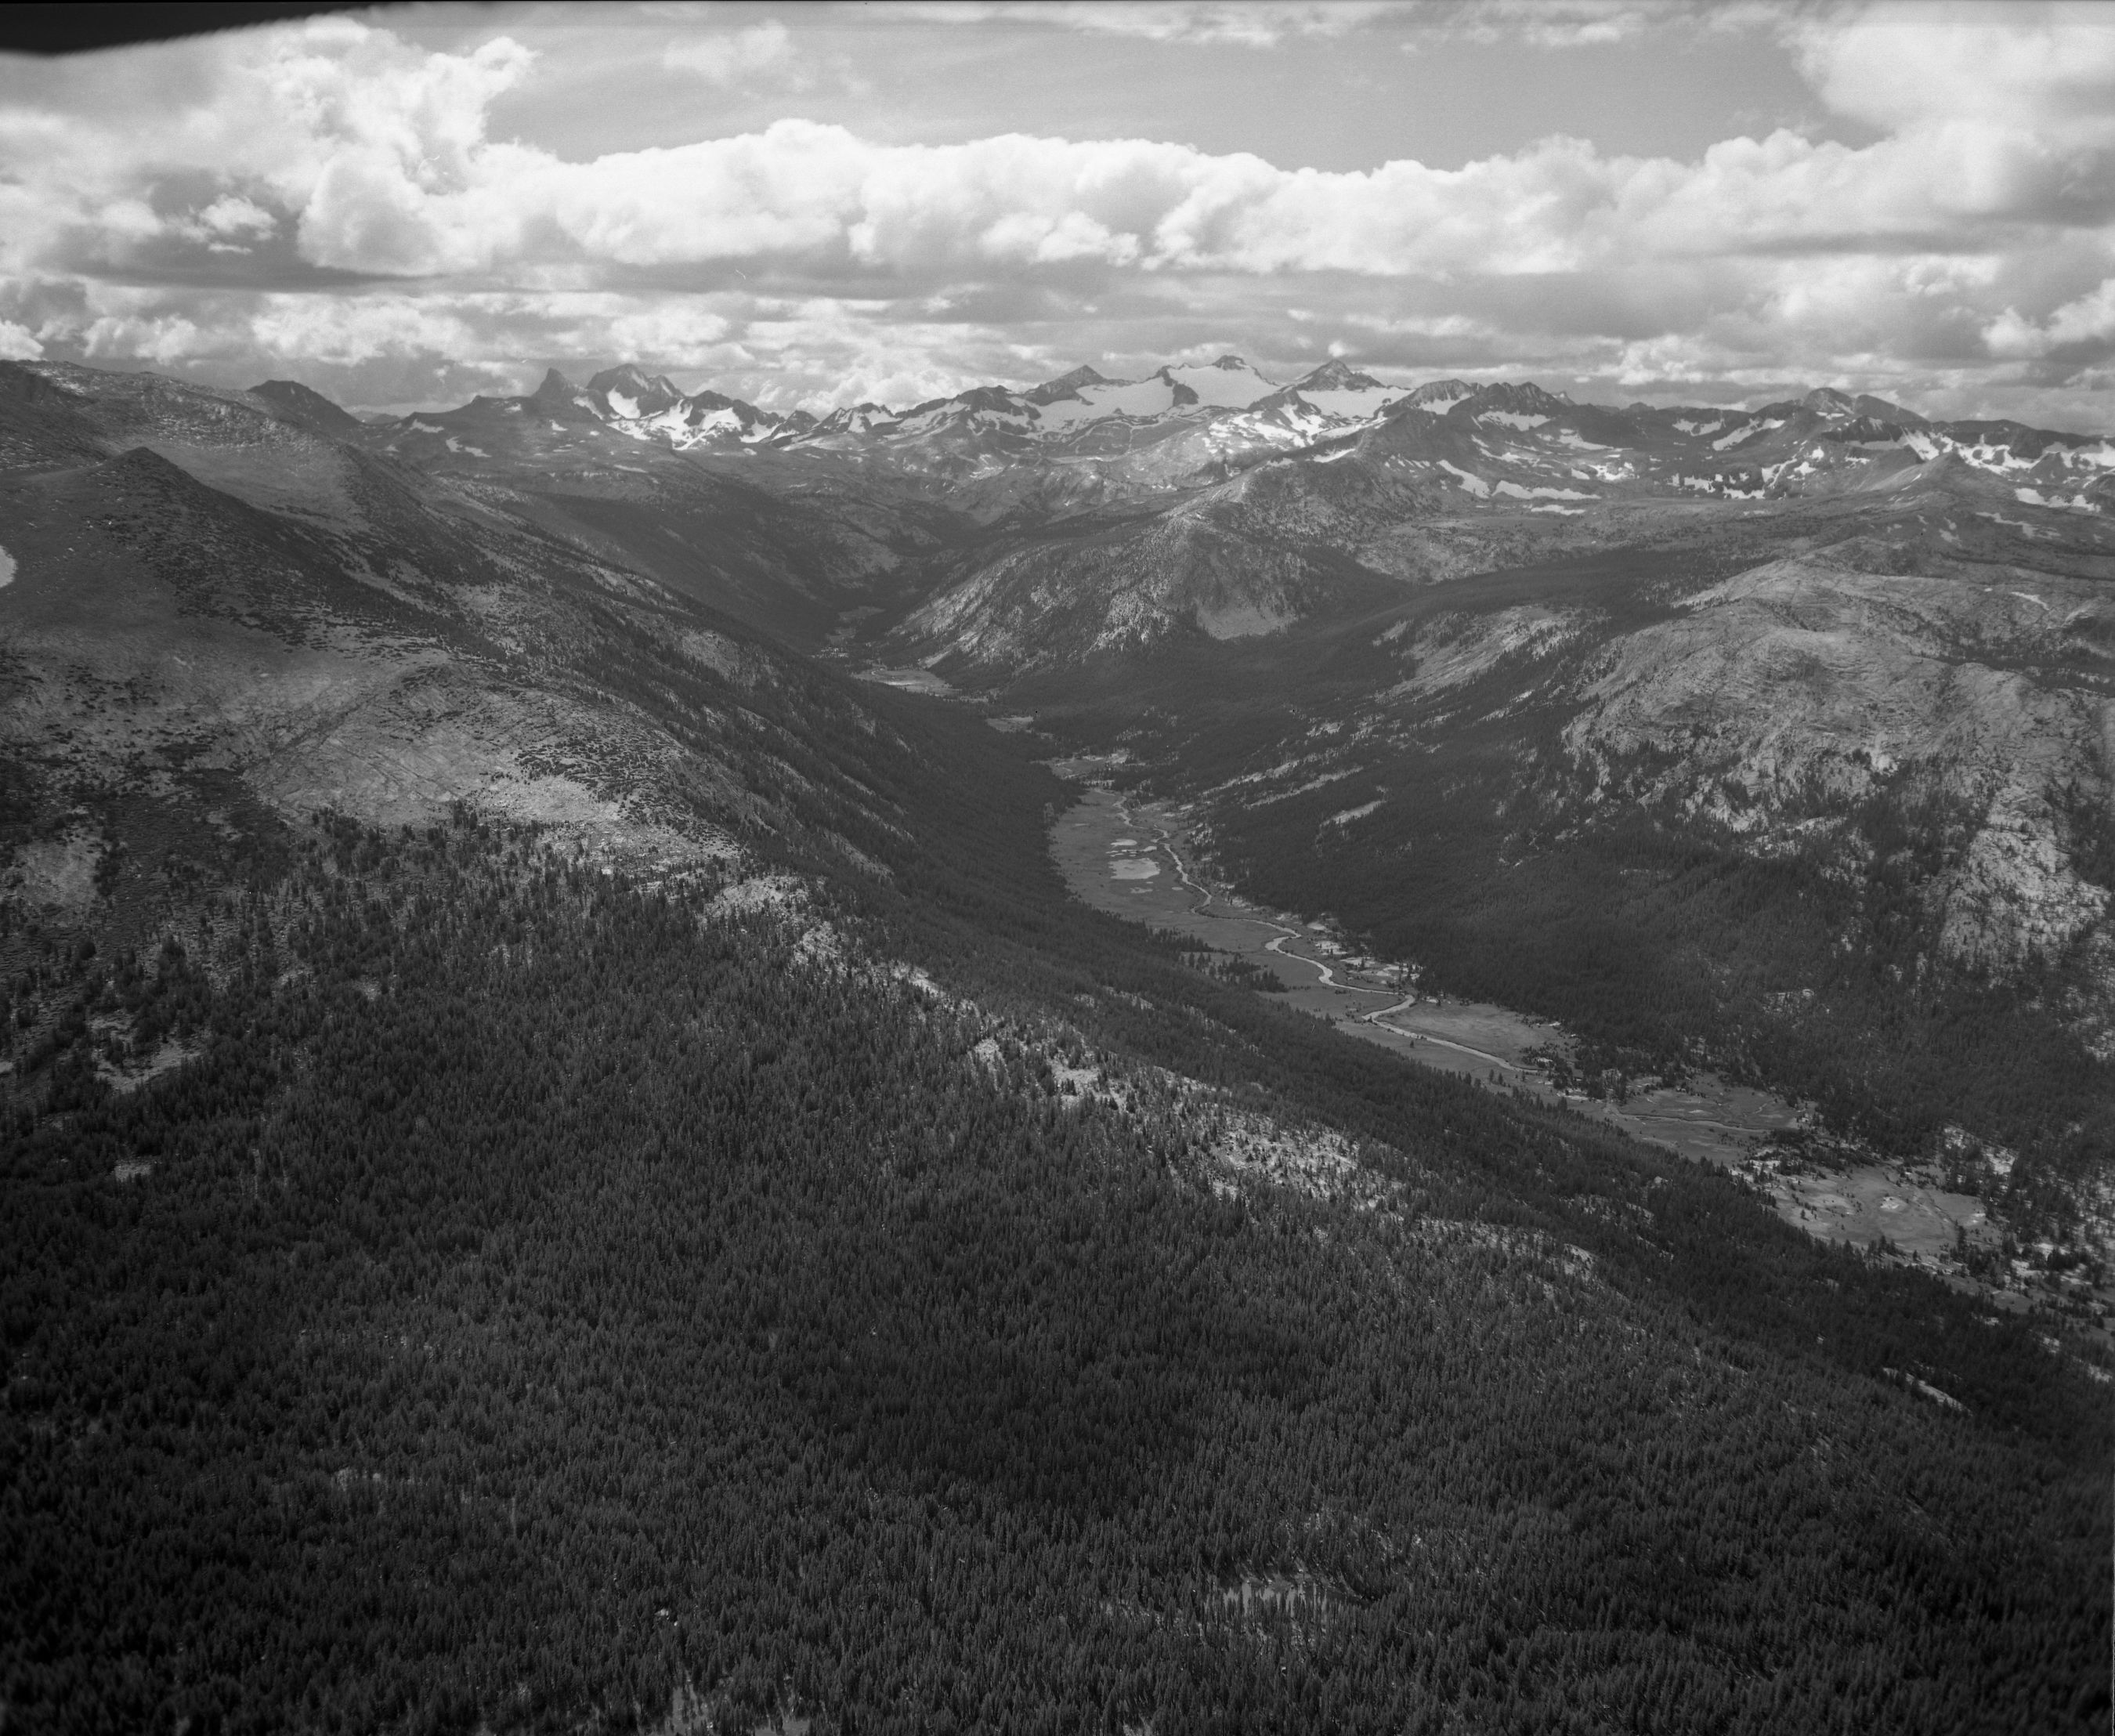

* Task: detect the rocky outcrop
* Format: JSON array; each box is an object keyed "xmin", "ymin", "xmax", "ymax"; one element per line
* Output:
[{"xmin": 1563, "ymin": 555, "xmax": 2114, "ymax": 972}]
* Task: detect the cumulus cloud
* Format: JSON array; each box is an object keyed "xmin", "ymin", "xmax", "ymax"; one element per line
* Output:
[
  {"xmin": 18, "ymin": 13, "xmax": 2100, "ymax": 284},
  {"xmin": 1796, "ymin": 2, "xmax": 2115, "ymax": 143},
  {"xmin": 6, "ymin": 5, "xmax": 2115, "ymax": 425},
  {"xmin": 1985, "ymin": 277, "xmax": 2115, "ymax": 360}
]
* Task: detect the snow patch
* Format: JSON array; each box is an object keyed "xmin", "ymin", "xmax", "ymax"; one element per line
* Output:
[
  {"xmin": 2014, "ymin": 486, "xmax": 2095, "ymax": 512},
  {"xmin": 1436, "ymin": 459, "xmax": 1490, "ymax": 497},
  {"xmin": 1492, "ymin": 480, "xmax": 1592, "ymax": 501},
  {"xmin": 1714, "ymin": 418, "xmax": 1781, "ymax": 450},
  {"xmin": 0, "ymin": 543, "xmax": 14, "ymax": 589}
]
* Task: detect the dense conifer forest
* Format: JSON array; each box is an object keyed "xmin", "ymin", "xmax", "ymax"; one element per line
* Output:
[{"xmin": 2, "ymin": 688, "xmax": 2108, "ymax": 1734}]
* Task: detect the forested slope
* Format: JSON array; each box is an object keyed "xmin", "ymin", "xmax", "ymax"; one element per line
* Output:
[{"xmin": 2, "ymin": 675, "xmax": 2106, "ymax": 1734}]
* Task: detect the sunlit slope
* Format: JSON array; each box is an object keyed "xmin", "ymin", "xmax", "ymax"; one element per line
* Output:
[{"xmin": 0, "ymin": 363, "xmax": 1000, "ymax": 885}]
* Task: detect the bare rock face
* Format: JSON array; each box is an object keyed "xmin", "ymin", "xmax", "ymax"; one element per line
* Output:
[{"xmin": 1564, "ymin": 556, "xmax": 2113, "ymax": 973}]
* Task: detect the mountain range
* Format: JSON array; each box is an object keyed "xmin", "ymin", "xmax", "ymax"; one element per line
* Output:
[
  {"xmin": 1, "ymin": 350, "xmax": 2108, "ymax": 1734},
  {"xmin": 364, "ymin": 353, "xmax": 2115, "ymax": 514},
  {"xmin": 5, "ymin": 353, "xmax": 2112, "ymax": 1150}
]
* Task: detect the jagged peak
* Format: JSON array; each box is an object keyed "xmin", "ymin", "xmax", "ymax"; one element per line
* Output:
[
  {"xmin": 1293, "ymin": 359, "xmax": 1390, "ymax": 392},
  {"xmin": 529, "ymin": 367, "xmax": 575, "ymax": 399},
  {"xmin": 587, "ymin": 365, "xmax": 693, "ymax": 419},
  {"xmin": 590, "ymin": 363, "xmax": 658, "ymax": 393},
  {"xmin": 1803, "ymin": 386, "xmax": 1856, "ymax": 414}
]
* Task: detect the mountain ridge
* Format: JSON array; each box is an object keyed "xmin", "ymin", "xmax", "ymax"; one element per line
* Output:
[
  {"xmin": 0, "ymin": 352, "xmax": 2107, "ymax": 1736},
  {"xmin": 302, "ymin": 359, "xmax": 2115, "ymax": 521},
  {"xmin": 5, "ymin": 355, "xmax": 2110, "ymax": 1298}
]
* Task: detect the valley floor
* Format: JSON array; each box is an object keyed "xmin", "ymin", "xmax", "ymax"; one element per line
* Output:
[{"xmin": 1050, "ymin": 769, "xmax": 2110, "ymax": 1340}]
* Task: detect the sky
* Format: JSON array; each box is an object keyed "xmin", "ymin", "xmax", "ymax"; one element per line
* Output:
[{"xmin": 3, "ymin": 0, "xmax": 2115, "ymax": 426}]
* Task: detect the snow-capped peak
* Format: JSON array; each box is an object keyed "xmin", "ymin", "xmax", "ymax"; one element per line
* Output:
[
  {"xmin": 1158, "ymin": 356, "xmax": 1279, "ymax": 410},
  {"xmin": 526, "ymin": 367, "xmax": 608, "ymax": 423},
  {"xmin": 1277, "ymin": 359, "xmax": 1412, "ymax": 422},
  {"xmin": 588, "ymin": 364, "xmax": 689, "ymax": 419}
]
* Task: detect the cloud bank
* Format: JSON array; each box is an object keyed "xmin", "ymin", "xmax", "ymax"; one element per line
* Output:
[{"xmin": 3, "ymin": 2, "xmax": 2113, "ymax": 423}]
